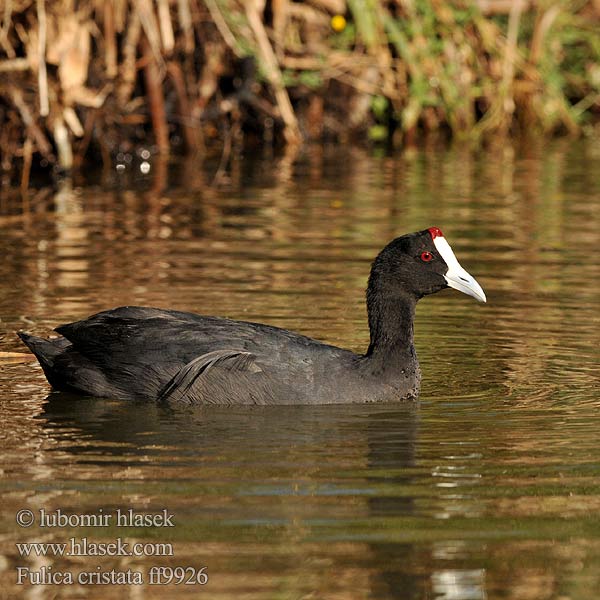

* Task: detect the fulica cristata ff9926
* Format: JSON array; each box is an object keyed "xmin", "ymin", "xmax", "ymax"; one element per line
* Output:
[{"xmin": 19, "ymin": 227, "xmax": 485, "ymax": 404}]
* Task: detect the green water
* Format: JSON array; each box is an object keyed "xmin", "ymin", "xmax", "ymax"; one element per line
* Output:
[{"xmin": 1, "ymin": 139, "xmax": 599, "ymax": 599}]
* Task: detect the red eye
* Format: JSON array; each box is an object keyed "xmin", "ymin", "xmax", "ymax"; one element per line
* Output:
[{"xmin": 421, "ymin": 251, "xmax": 433, "ymax": 262}]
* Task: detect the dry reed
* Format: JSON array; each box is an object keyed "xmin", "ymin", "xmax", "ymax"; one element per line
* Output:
[{"xmin": 0, "ymin": 0, "xmax": 598, "ymax": 185}]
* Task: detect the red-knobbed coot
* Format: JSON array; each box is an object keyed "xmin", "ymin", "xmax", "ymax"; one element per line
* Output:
[{"xmin": 19, "ymin": 228, "xmax": 485, "ymax": 404}]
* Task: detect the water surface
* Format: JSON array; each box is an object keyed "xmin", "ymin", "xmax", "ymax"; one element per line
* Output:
[{"xmin": 1, "ymin": 139, "xmax": 599, "ymax": 599}]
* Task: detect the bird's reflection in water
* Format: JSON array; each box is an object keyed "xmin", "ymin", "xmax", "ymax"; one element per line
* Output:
[{"xmin": 36, "ymin": 392, "xmax": 469, "ymax": 598}]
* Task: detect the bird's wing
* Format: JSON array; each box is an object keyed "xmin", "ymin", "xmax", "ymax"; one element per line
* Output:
[{"xmin": 157, "ymin": 349, "xmax": 274, "ymax": 405}]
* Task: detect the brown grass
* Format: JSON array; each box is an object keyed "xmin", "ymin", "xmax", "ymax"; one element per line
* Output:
[{"xmin": 0, "ymin": 0, "xmax": 598, "ymax": 185}]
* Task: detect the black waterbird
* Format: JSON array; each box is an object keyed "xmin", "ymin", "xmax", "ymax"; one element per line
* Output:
[{"xmin": 19, "ymin": 228, "xmax": 486, "ymax": 404}]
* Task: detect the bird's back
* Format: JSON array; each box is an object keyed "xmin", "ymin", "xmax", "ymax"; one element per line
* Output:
[{"xmin": 21, "ymin": 306, "xmax": 358, "ymax": 404}]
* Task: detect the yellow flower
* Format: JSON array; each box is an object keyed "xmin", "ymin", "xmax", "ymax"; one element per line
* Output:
[{"xmin": 331, "ymin": 14, "xmax": 347, "ymax": 33}]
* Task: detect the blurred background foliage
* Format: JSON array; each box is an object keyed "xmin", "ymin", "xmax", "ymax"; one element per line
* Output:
[{"xmin": 0, "ymin": 0, "xmax": 599, "ymax": 183}]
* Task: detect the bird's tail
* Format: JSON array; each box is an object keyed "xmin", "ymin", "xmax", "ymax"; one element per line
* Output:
[{"xmin": 18, "ymin": 332, "xmax": 71, "ymax": 388}]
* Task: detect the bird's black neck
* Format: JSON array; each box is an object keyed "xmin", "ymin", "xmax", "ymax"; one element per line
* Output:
[{"xmin": 364, "ymin": 286, "xmax": 417, "ymax": 373}]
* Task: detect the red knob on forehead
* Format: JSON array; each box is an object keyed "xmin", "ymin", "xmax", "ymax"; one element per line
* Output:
[{"xmin": 428, "ymin": 227, "xmax": 443, "ymax": 239}]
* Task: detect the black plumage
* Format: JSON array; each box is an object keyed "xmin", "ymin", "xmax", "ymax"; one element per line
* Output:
[{"xmin": 19, "ymin": 228, "xmax": 486, "ymax": 404}]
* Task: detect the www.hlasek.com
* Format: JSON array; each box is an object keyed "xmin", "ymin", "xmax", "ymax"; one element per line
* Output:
[{"xmin": 14, "ymin": 508, "xmax": 208, "ymax": 586}]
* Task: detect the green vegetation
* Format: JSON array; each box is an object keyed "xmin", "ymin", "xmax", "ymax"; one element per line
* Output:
[{"xmin": 0, "ymin": 0, "xmax": 598, "ymax": 182}]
